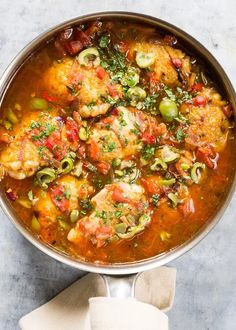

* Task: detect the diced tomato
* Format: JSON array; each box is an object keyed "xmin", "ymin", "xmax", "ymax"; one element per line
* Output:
[
  {"xmin": 45, "ymin": 131, "xmax": 61, "ymax": 150},
  {"xmin": 222, "ymin": 104, "xmax": 234, "ymax": 118},
  {"xmin": 96, "ymin": 161, "xmax": 111, "ymax": 175},
  {"xmin": 42, "ymin": 91, "xmax": 59, "ymax": 103},
  {"xmin": 111, "ymin": 187, "xmax": 131, "ymax": 204},
  {"xmin": 65, "ymin": 40, "xmax": 83, "ymax": 55},
  {"xmin": 50, "ymin": 185, "xmax": 70, "ymax": 212},
  {"xmin": 178, "ymin": 198, "xmax": 195, "ymax": 217},
  {"xmin": 66, "ymin": 118, "xmax": 79, "ymax": 143},
  {"xmin": 171, "ymin": 58, "xmax": 182, "ymax": 69},
  {"xmin": 141, "ymin": 177, "xmax": 160, "ymax": 195},
  {"xmin": 107, "ymin": 85, "xmax": 118, "ymax": 98},
  {"xmin": 44, "ymin": 131, "xmax": 67, "ymax": 160},
  {"xmin": 96, "ymin": 66, "xmax": 109, "ymax": 80},
  {"xmin": 88, "ymin": 140, "xmax": 101, "ymax": 161},
  {"xmin": 84, "ymin": 21, "xmax": 102, "ymax": 38},
  {"xmin": 141, "ymin": 131, "xmax": 156, "ymax": 144},
  {"xmin": 193, "ymin": 95, "xmax": 207, "ymax": 107},
  {"xmin": 196, "ymin": 146, "xmax": 218, "ymax": 169},
  {"xmin": 74, "ymin": 29, "xmax": 91, "ymax": 47},
  {"xmin": 100, "ymin": 116, "xmax": 115, "ymax": 125},
  {"xmin": 192, "ymin": 83, "xmax": 204, "ymax": 92}
]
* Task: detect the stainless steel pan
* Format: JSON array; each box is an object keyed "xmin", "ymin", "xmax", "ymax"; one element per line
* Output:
[{"xmin": 0, "ymin": 12, "xmax": 235, "ymax": 278}]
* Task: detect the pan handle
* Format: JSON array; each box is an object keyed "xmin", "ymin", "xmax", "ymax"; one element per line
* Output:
[{"xmin": 101, "ymin": 274, "xmax": 140, "ymax": 298}]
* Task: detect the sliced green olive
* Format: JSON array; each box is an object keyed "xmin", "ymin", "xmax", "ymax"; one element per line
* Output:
[
  {"xmin": 36, "ymin": 168, "xmax": 56, "ymax": 189},
  {"xmin": 160, "ymin": 178, "xmax": 176, "ymax": 186},
  {"xmin": 77, "ymin": 47, "xmax": 100, "ymax": 67},
  {"xmin": 6, "ymin": 108, "xmax": 18, "ymax": 124},
  {"xmin": 79, "ymin": 127, "xmax": 89, "ymax": 141},
  {"xmin": 117, "ymin": 226, "xmax": 144, "ymax": 239},
  {"xmin": 150, "ymin": 158, "xmax": 167, "ymax": 171},
  {"xmin": 31, "ymin": 215, "xmax": 41, "ymax": 232},
  {"xmin": 138, "ymin": 214, "xmax": 151, "ymax": 227},
  {"xmin": 30, "ymin": 97, "xmax": 48, "ymax": 110},
  {"xmin": 114, "ymin": 170, "xmax": 124, "ymax": 177},
  {"xmin": 191, "ymin": 162, "xmax": 206, "ymax": 183},
  {"xmin": 167, "ymin": 193, "xmax": 179, "ymax": 207},
  {"xmin": 161, "ymin": 146, "xmax": 180, "ymax": 163},
  {"xmin": 112, "ymin": 158, "xmax": 121, "ymax": 168},
  {"xmin": 160, "ymin": 230, "xmax": 171, "ymax": 242},
  {"xmin": 70, "ymin": 209, "xmax": 79, "ymax": 223},
  {"xmin": 59, "ymin": 158, "xmax": 74, "ymax": 174},
  {"xmin": 159, "ymin": 98, "xmax": 178, "ymax": 122},
  {"xmin": 121, "ymin": 67, "xmax": 139, "ymax": 87},
  {"xmin": 115, "ymin": 222, "xmax": 127, "ymax": 234},
  {"xmin": 180, "ymin": 163, "xmax": 190, "ymax": 170},
  {"xmin": 136, "ymin": 52, "xmax": 155, "ymax": 68},
  {"xmin": 126, "ymin": 87, "xmax": 146, "ymax": 104}
]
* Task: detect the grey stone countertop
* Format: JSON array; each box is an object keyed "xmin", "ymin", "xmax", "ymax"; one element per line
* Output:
[{"xmin": 0, "ymin": 1, "xmax": 236, "ymax": 329}]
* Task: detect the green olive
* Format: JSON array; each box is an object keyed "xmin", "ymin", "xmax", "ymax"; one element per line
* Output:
[
  {"xmin": 77, "ymin": 47, "xmax": 100, "ymax": 67},
  {"xmin": 160, "ymin": 178, "xmax": 176, "ymax": 186},
  {"xmin": 159, "ymin": 98, "xmax": 178, "ymax": 122},
  {"xmin": 127, "ymin": 87, "xmax": 146, "ymax": 104},
  {"xmin": 150, "ymin": 158, "xmax": 167, "ymax": 171},
  {"xmin": 121, "ymin": 67, "xmax": 139, "ymax": 87},
  {"xmin": 30, "ymin": 97, "xmax": 48, "ymax": 110},
  {"xmin": 136, "ymin": 52, "xmax": 155, "ymax": 68},
  {"xmin": 191, "ymin": 162, "xmax": 206, "ymax": 183},
  {"xmin": 59, "ymin": 158, "xmax": 74, "ymax": 174},
  {"xmin": 36, "ymin": 168, "xmax": 56, "ymax": 189},
  {"xmin": 112, "ymin": 158, "xmax": 122, "ymax": 167},
  {"xmin": 115, "ymin": 222, "xmax": 127, "ymax": 234},
  {"xmin": 161, "ymin": 146, "xmax": 180, "ymax": 163},
  {"xmin": 167, "ymin": 193, "xmax": 179, "ymax": 207}
]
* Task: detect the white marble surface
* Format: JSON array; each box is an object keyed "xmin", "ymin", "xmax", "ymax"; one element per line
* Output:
[{"xmin": 0, "ymin": 0, "xmax": 236, "ymax": 329}]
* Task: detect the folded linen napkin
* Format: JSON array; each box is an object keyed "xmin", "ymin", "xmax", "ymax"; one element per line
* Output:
[{"xmin": 19, "ymin": 266, "xmax": 176, "ymax": 330}]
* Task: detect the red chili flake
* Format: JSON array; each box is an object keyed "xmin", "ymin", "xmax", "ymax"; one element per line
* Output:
[{"xmin": 6, "ymin": 188, "xmax": 18, "ymax": 201}]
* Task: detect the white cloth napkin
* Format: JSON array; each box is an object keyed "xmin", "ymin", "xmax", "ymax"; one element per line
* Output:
[{"xmin": 19, "ymin": 266, "xmax": 176, "ymax": 330}]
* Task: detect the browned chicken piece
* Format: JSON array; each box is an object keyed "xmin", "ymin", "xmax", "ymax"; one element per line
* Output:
[
  {"xmin": 129, "ymin": 42, "xmax": 191, "ymax": 85},
  {"xmin": 34, "ymin": 175, "xmax": 94, "ymax": 223},
  {"xmin": 185, "ymin": 88, "xmax": 229, "ymax": 152},
  {"xmin": 67, "ymin": 182, "xmax": 150, "ymax": 247},
  {"xmin": 44, "ymin": 57, "xmax": 114, "ymax": 118}
]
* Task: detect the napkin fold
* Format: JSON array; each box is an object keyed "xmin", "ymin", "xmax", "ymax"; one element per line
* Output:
[{"xmin": 19, "ymin": 266, "xmax": 176, "ymax": 330}]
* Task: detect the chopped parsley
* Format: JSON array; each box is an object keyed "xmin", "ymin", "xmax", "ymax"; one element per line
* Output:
[
  {"xmin": 152, "ymin": 194, "xmax": 159, "ymax": 207},
  {"xmin": 141, "ymin": 144, "xmax": 156, "ymax": 160},
  {"xmin": 99, "ymin": 35, "xmax": 110, "ymax": 48},
  {"xmin": 176, "ymin": 128, "xmax": 186, "ymax": 142}
]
